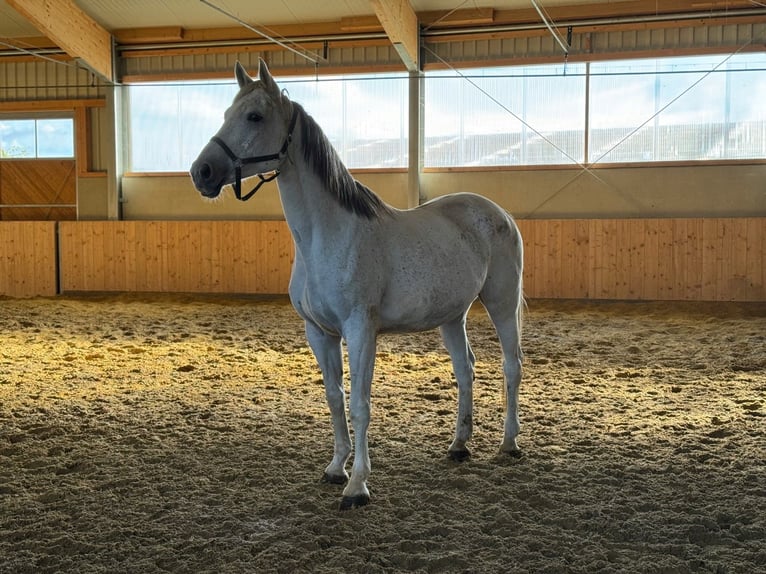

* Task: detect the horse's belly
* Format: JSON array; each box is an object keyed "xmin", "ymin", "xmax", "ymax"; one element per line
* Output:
[{"xmin": 379, "ymin": 276, "xmax": 482, "ymax": 332}]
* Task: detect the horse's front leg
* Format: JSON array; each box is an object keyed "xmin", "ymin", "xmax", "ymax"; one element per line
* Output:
[
  {"xmin": 340, "ymin": 320, "xmax": 378, "ymax": 510},
  {"xmin": 305, "ymin": 321, "xmax": 351, "ymax": 485}
]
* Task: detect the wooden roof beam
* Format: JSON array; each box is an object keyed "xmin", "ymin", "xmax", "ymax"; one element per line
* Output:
[
  {"xmin": 369, "ymin": 0, "xmax": 419, "ymax": 71},
  {"xmin": 6, "ymin": 0, "xmax": 113, "ymax": 81}
]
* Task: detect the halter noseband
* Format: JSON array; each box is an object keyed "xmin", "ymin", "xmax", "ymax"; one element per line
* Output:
[{"xmin": 209, "ymin": 107, "xmax": 298, "ymax": 201}]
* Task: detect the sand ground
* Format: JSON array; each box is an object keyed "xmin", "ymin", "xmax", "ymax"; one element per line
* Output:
[{"xmin": 0, "ymin": 295, "xmax": 764, "ymax": 573}]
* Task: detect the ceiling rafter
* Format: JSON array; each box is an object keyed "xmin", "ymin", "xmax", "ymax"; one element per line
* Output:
[
  {"xmin": 5, "ymin": 0, "xmax": 113, "ymax": 81},
  {"xmin": 369, "ymin": 0, "xmax": 419, "ymax": 71}
]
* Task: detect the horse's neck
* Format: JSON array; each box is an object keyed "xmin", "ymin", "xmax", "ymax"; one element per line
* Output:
[{"xmin": 276, "ymin": 151, "xmax": 357, "ymax": 250}]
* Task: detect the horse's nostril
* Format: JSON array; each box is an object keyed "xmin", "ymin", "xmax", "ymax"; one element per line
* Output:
[{"xmin": 199, "ymin": 163, "xmax": 212, "ymax": 181}]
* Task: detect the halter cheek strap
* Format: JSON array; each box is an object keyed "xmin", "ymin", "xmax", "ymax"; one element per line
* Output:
[{"xmin": 209, "ymin": 107, "xmax": 298, "ymax": 201}]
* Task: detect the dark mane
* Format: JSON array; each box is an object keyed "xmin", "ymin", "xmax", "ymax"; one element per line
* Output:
[{"xmin": 293, "ymin": 103, "xmax": 392, "ymax": 220}]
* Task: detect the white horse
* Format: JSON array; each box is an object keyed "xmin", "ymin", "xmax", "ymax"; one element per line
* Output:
[{"xmin": 191, "ymin": 59, "xmax": 524, "ymax": 510}]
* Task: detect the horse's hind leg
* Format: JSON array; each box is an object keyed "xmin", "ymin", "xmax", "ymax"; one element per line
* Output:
[
  {"xmin": 440, "ymin": 313, "xmax": 476, "ymax": 461},
  {"xmin": 305, "ymin": 320, "xmax": 351, "ymax": 484},
  {"xmin": 481, "ymin": 284, "xmax": 524, "ymax": 457}
]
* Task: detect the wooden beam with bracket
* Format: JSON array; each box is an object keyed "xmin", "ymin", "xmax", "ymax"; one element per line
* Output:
[
  {"xmin": 369, "ymin": 0, "xmax": 419, "ymax": 71},
  {"xmin": 6, "ymin": 0, "xmax": 113, "ymax": 81}
]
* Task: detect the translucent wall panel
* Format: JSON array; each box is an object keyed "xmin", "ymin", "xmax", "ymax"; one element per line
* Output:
[
  {"xmin": 127, "ymin": 73, "xmax": 408, "ymax": 172},
  {"xmin": 424, "ymin": 64, "xmax": 586, "ymax": 167},
  {"xmin": 589, "ymin": 53, "xmax": 766, "ymax": 163}
]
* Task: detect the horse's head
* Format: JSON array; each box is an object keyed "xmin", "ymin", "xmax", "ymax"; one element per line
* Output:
[{"xmin": 190, "ymin": 59, "xmax": 293, "ymax": 199}]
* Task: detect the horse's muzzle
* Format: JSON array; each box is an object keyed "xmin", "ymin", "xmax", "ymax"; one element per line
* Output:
[{"xmin": 190, "ymin": 156, "xmax": 224, "ymax": 198}]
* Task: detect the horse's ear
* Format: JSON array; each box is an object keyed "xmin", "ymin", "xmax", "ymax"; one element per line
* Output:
[
  {"xmin": 256, "ymin": 58, "xmax": 279, "ymax": 94},
  {"xmin": 234, "ymin": 61, "xmax": 253, "ymax": 88}
]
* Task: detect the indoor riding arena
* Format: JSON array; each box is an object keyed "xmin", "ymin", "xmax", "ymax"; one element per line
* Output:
[{"xmin": 1, "ymin": 2, "xmax": 764, "ymax": 573}]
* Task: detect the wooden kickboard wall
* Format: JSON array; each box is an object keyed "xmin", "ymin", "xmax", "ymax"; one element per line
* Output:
[
  {"xmin": 515, "ymin": 218, "xmax": 765, "ymax": 301},
  {"xmin": 0, "ymin": 219, "xmax": 763, "ymax": 300},
  {"xmin": 0, "ymin": 222, "xmax": 58, "ymax": 297},
  {"xmin": 58, "ymin": 221, "xmax": 293, "ymax": 294}
]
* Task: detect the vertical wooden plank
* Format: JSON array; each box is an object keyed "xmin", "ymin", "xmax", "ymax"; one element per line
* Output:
[
  {"xmin": 700, "ymin": 218, "xmax": 719, "ymax": 301},
  {"xmin": 577, "ymin": 219, "xmax": 590, "ymax": 298},
  {"xmin": 543, "ymin": 220, "xmax": 562, "ymax": 298},
  {"xmin": 631, "ymin": 220, "xmax": 648, "ymax": 300},
  {"xmin": 15, "ymin": 223, "xmax": 31, "ymax": 295},
  {"xmin": 150, "ymin": 221, "xmax": 166, "ymax": 292},
  {"xmin": 600, "ymin": 220, "xmax": 619, "ymax": 299},
  {"xmin": 672, "ymin": 219, "xmax": 687, "ymax": 299},
  {"xmin": 613, "ymin": 219, "xmax": 632, "ymax": 299},
  {"xmin": 559, "ymin": 220, "xmax": 576, "ymax": 298},
  {"xmin": 85, "ymin": 221, "xmax": 97, "ymax": 291},
  {"xmin": 717, "ymin": 219, "xmax": 734, "ymax": 301},
  {"xmin": 132, "ymin": 222, "xmax": 147, "ymax": 291},
  {"xmin": 537, "ymin": 220, "xmax": 551, "ymax": 298},
  {"xmin": 689, "ymin": 219, "xmax": 705, "ymax": 301},
  {"xmin": 674, "ymin": 219, "xmax": 694, "ymax": 300},
  {"xmin": 0, "ymin": 226, "xmax": 10, "ymax": 292},
  {"xmin": 115, "ymin": 222, "xmax": 129, "ymax": 291},
  {"xmin": 641, "ymin": 220, "xmax": 658, "ymax": 300},
  {"xmin": 102, "ymin": 220, "xmax": 117, "ymax": 290},
  {"xmin": 729, "ymin": 218, "xmax": 749, "ymax": 301},
  {"xmin": 196, "ymin": 221, "xmax": 210, "ymax": 292},
  {"xmin": 57, "ymin": 221, "xmax": 74, "ymax": 292},
  {"xmin": 588, "ymin": 219, "xmax": 601, "ymax": 299},
  {"xmin": 182, "ymin": 220, "xmax": 198, "ymax": 291},
  {"xmin": 255, "ymin": 221, "xmax": 269, "ymax": 292},
  {"xmin": 210, "ymin": 221, "xmax": 222, "ymax": 292},
  {"xmin": 123, "ymin": 222, "xmax": 137, "ymax": 291},
  {"xmin": 218, "ymin": 222, "xmax": 232, "ymax": 292},
  {"xmin": 656, "ymin": 219, "xmax": 674, "ymax": 299},
  {"xmin": 234, "ymin": 221, "xmax": 249, "ymax": 292}
]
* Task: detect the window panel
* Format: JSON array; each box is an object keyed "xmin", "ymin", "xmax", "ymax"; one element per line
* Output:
[
  {"xmin": 36, "ymin": 119, "xmax": 75, "ymax": 158},
  {"xmin": 127, "ymin": 74, "xmax": 408, "ymax": 172},
  {"xmin": 128, "ymin": 82, "xmax": 238, "ymax": 173},
  {"xmin": 424, "ymin": 64, "xmax": 586, "ymax": 167},
  {"xmin": 0, "ymin": 119, "xmax": 35, "ymax": 158},
  {"xmin": 589, "ymin": 53, "xmax": 766, "ymax": 163},
  {"xmin": 0, "ymin": 118, "xmax": 73, "ymax": 159}
]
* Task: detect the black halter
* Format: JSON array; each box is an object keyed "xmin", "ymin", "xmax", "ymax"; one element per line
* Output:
[{"xmin": 209, "ymin": 107, "xmax": 298, "ymax": 201}]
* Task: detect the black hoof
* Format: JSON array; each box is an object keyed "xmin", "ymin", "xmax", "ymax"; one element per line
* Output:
[
  {"xmin": 322, "ymin": 472, "xmax": 348, "ymax": 485},
  {"xmin": 448, "ymin": 448, "xmax": 471, "ymax": 462},
  {"xmin": 339, "ymin": 494, "xmax": 369, "ymax": 511}
]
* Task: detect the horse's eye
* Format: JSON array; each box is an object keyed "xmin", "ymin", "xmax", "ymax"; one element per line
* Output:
[{"xmin": 248, "ymin": 112, "xmax": 263, "ymax": 122}]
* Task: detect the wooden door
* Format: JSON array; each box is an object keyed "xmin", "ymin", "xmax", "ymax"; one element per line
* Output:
[{"xmin": 0, "ymin": 159, "xmax": 77, "ymax": 220}]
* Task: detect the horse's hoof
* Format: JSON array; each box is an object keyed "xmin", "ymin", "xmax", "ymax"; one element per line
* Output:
[
  {"xmin": 339, "ymin": 494, "xmax": 369, "ymax": 511},
  {"xmin": 501, "ymin": 448, "xmax": 523, "ymax": 459},
  {"xmin": 448, "ymin": 448, "xmax": 471, "ymax": 462},
  {"xmin": 322, "ymin": 472, "xmax": 348, "ymax": 485}
]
